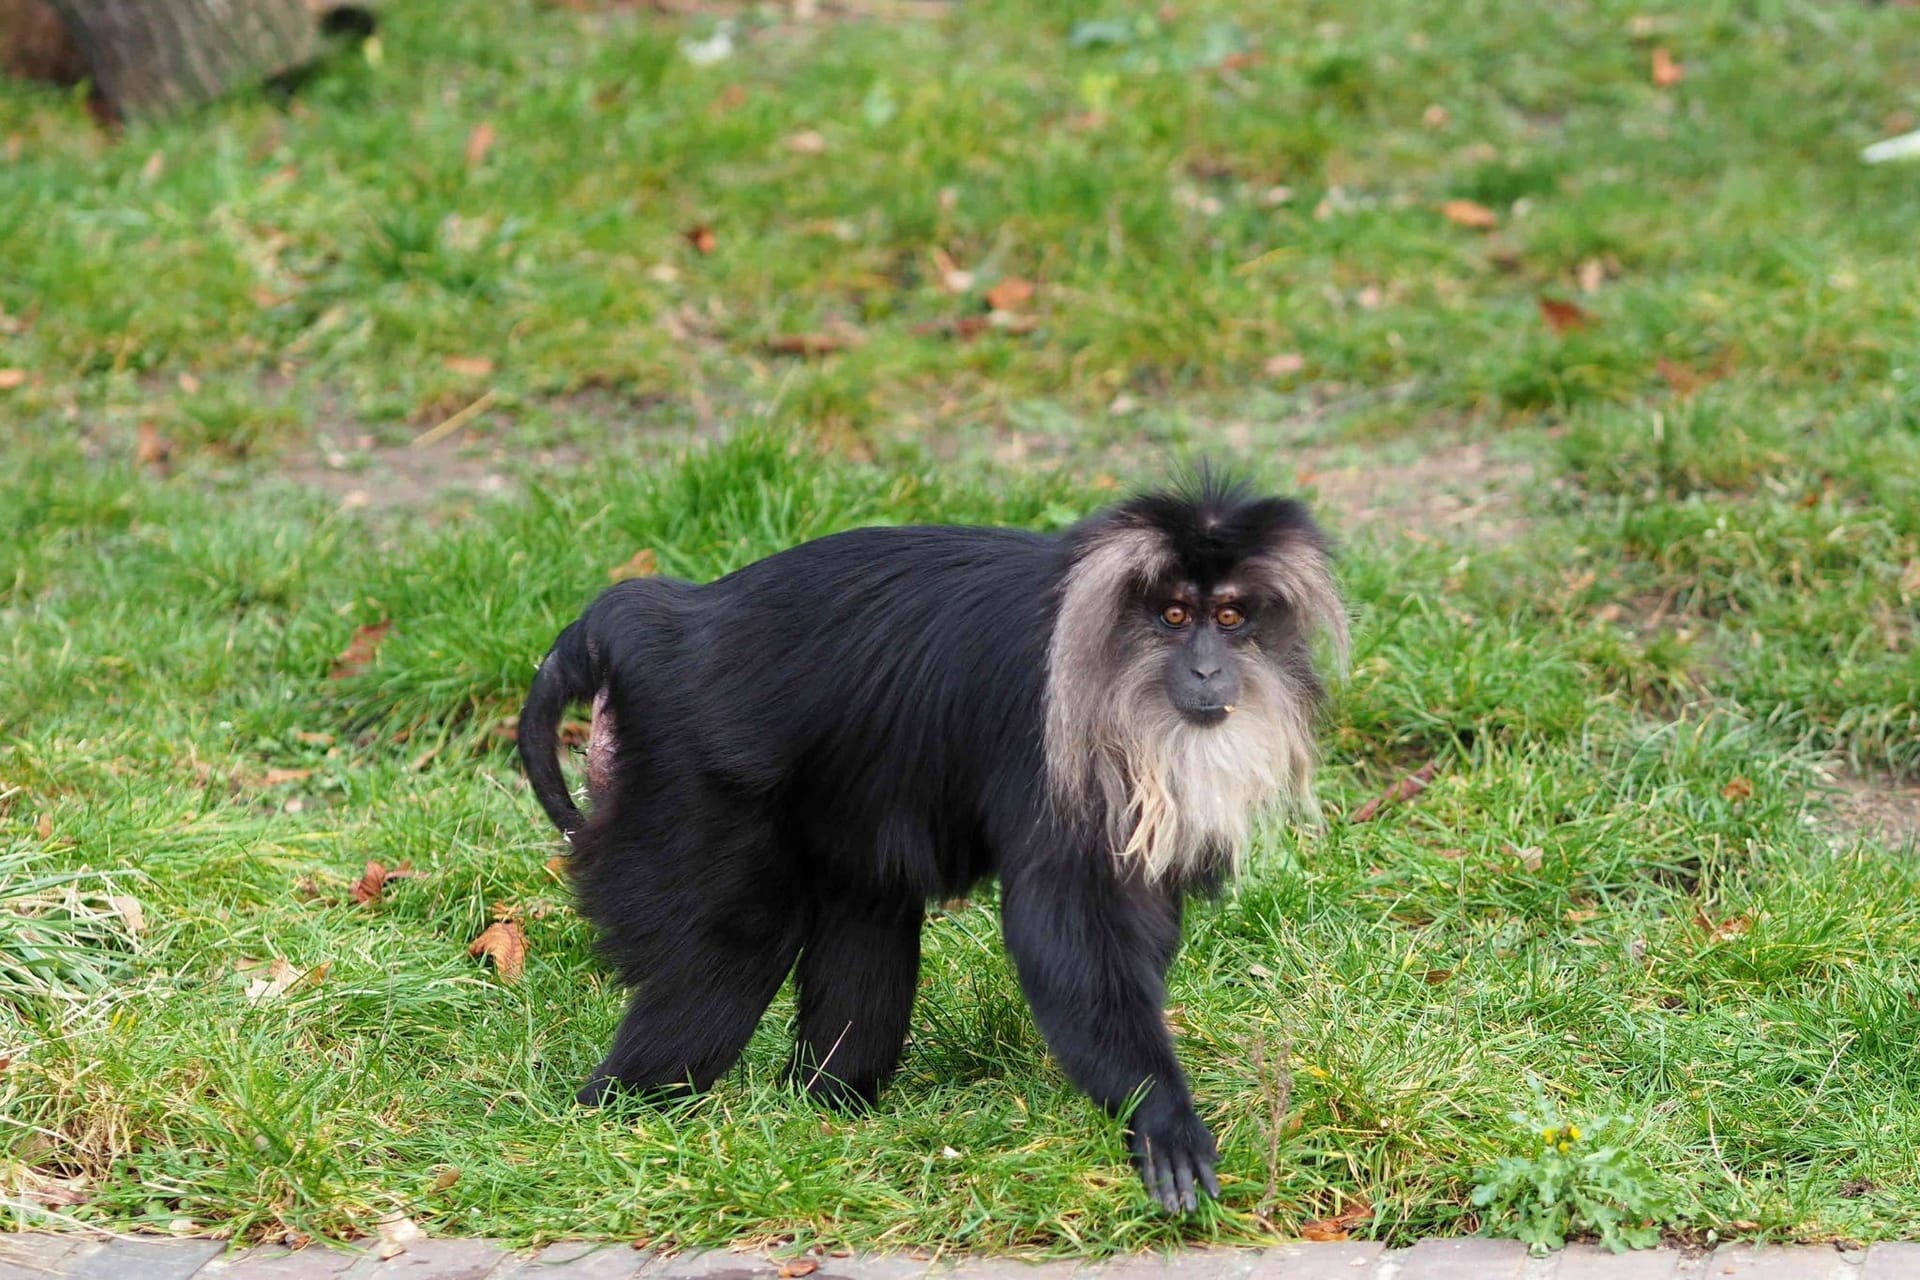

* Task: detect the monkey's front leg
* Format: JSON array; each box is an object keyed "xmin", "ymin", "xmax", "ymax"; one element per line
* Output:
[{"xmin": 999, "ymin": 861, "xmax": 1220, "ymax": 1213}]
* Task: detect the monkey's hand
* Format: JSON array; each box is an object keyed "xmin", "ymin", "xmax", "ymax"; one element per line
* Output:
[{"xmin": 1127, "ymin": 1106, "xmax": 1220, "ymax": 1213}]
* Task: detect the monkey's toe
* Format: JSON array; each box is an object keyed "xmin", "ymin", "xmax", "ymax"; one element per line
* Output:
[{"xmin": 1129, "ymin": 1114, "xmax": 1219, "ymax": 1214}]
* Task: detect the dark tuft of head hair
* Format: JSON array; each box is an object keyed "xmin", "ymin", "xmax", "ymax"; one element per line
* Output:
[{"xmin": 1105, "ymin": 469, "xmax": 1327, "ymax": 588}]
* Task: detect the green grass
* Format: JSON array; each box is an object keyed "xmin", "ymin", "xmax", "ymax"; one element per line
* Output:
[{"xmin": 4, "ymin": 0, "xmax": 1920, "ymax": 1256}]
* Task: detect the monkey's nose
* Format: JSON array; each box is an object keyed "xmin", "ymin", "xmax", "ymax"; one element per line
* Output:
[{"xmin": 1190, "ymin": 664, "xmax": 1221, "ymax": 681}]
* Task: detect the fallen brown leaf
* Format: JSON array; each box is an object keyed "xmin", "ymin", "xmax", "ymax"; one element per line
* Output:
[
  {"xmin": 1264, "ymin": 352, "xmax": 1306, "ymax": 378},
  {"xmin": 1538, "ymin": 295, "xmax": 1593, "ymax": 334},
  {"xmin": 430, "ymin": 1168, "xmax": 462, "ymax": 1193},
  {"xmin": 329, "ymin": 621, "xmax": 392, "ymax": 680},
  {"xmin": 239, "ymin": 957, "xmax": 329, "ymax": 1003},
  {"xmin": 931, "ymin": 248, "xmax": 974, "ymax": 293},
  {"xmin": 295, "ymin": 731, "xmax": 335, "ymax": 746},
  {"xmin": 443, "ymin": 355, "xmax": 495, "ymax": 378},
  {"xmin": 1300, "ymin": 1199, "xmax": 1371, "ymax": 1241},
  {"xmin": 1721, "ymin": 776, "xmax": 1754, "ymax": 803},
  {"xmin": 262, "ymin": 767, "xmax": 313, "ymax": 786},
  {"xmin": 0, "ymin": 369, "xmax": 26, "ymax": 390},
  {"xmin": 765, "ymin": 331, "xmax": 862, "ymax": 357},
  {"xmin": 778, "ymin": 1261, "xmax": 819, "ymax": 1279},
  {"xmin": 178, "ymin": 372, "xmax": 201, "ymax": 394},
  {"xmin": 1349, "ymin": 762, "xmax": 1437, "ymax": 823},
  {"xmin": 468, "ymin": 919, "xmax": 526, "ymax": 982},
  {"xmin": 1651, "ymin": 47, "xmax": 1685, "ymax": 88},
  {"xmin": 984, "ymin": 277, "xmax": 1035, "ymax": 311},
  {"xmin": 1693, "ymin": 910, "xmax": 1751, "ymax": 943},
  {"xmin": 685, "ymin": 224, "xmax": 717, "ymax": 255},
  {"xmin": 1509, "ymin": 845, "xmax": 1545, "ymax": 871},
  {"xmin": 106, "ymin": 895, "xmax": 146, "ymax": 935},
  {"xmin": 910, "ymin": 314, "xmax": 992, "ymax": 343},
  {"xmin": 36, "ymin": 813, "xmax": 52, "ymax": 841},
  {"xmin": 135, "ymin": 422, "xmax": 173, "ymax": 473},
  {"xmin": 1577, "ymin": 258, "xmax": 1607, "ymax": 293},
  {"xmin": 988, "ymin": 310, "xmax": 1039, "ymax": 334},
  {"xmin": 22, "ymin": 1181, "xmax": 89, "ymax": 1208},
  {"xmin": 609, "ymin": 548, "xmax": 658, "ymax": 582},
  {"xmin": 783, "ymin": 130, "xmax": 826, "ymax": 155},
  {"xmin": 349, "ymin": 860, "xmax": 414, "ymax": 907},
  {"xmin": 1657, "ymin": 356, "xmax": 1700, "ymax": 398},
  {"xmin": 1440, "ymin": 199, "xmax": 1499, "ymax": 230},
  {"xmin": 464, "ymin": 122, "xmax": 496, "ymax": 168}
]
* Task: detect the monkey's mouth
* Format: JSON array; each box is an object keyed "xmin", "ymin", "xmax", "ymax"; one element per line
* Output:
[{"xmin": 1181, "ymin": 704, "xmax": 1235, "ymax": 727}]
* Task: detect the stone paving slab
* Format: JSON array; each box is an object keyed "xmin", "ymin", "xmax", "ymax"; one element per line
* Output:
[
  {"xmin": 1391, "ymin": 1238, "xmax": 1530, "ymax": 1279},
  {"xmin": 69, "ymin": 1239, "xmax": 226, "ymax": 1280},
  {"xmin": 514, "ymin": 1245, "xmax": 648, "ymax": 1280},
  {"xmin": 1554, "ymin": 1244, "xmax": 1684, "ymax": 1280},
  {"xmin": 1, "ymin": 1235, "xmax": 1908, "ymax": 1280},
  {"xmin": 356, "ymin": 1240, "xmax": 507, "ymax": 1280},
  {"xmin": 1861, "ymin": 1243, "xmax": 1920, "ymax": 1279},
  {"xmin": 1246, "ymin": 1243, "xmax": 1383, "ymax": 1278},
  {"xmin": 204, "ymin": 1245, "xmax": 360, "ymax": 1280},
  {"xmin": 0, "ymin": 1236, "xmax": 91, "ymax": 1280},
  {"xmin": 811, "ymin": 1256, "xmax": 929, "ymax": 1280},
  {"xmin": 1080, "ymin": 1252, "xmax": 1250, "ymax": 1280},
  {"xmin": 1703, "ymin": 1245, "xmax": 1855, "ymax": 1280}
]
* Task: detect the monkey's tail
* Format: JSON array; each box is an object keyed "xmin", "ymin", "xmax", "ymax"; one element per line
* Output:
[{"xmin": 518, "ymin": 620, "xmax": 594, "ymax": 838}]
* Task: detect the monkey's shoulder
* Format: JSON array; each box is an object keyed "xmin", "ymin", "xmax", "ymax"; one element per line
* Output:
[{"xmin": 736, "ymin": 523, "xmax": 1058, "ymax": 576}]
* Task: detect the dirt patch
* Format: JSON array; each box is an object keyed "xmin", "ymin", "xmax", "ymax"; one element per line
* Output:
[
  {"xmin": 280, "ymin": 389, "xmax": 706, "ymax": 514},
  {"xmin": 1827, "ymin": 768, "xmax": 1920, "ymax": 852},
  {"xmin": 282, "ymin": 431, "xmax": 539, "ymax": 513},
  {"xmin": 1294, "ymin": 439, "xmax": 1539, "ymax": 543}
]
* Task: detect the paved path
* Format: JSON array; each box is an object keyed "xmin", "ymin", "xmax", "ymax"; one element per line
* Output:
[{"xmin": 3, "ymin": 1234, "xmax": 1915, "ymax": 1280}]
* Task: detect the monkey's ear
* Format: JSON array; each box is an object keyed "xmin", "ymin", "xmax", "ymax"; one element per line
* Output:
[{"xmin": 1253, "ymin": 532, "xmax": 1349, "ymax": 673}]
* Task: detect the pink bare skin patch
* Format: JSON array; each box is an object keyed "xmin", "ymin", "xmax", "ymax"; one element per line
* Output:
[{"xmin": 586, "ymin": 689, "xmax": 617, "ymax": 802}]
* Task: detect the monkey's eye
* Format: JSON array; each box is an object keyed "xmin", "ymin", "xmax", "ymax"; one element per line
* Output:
[
  {"xmin": 1215, "ymin": 605, "xmax": 1245, "ymax": 630},
  {"xmin": 1159, "ymin": 603, "xmax": 1192, "ymax": 628}
]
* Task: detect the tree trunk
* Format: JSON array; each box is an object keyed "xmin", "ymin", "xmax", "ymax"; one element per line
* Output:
[{"xmin": 40, "ymin": 0, "xmax": 368, "ymax": 120}]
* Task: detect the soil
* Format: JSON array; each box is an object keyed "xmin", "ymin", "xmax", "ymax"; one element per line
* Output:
[
  {"xmin": 1828, "ymin": 768, "xmax": 1920, "ymax": 852},
  {"xmin": 1293, "ymin": 438, "xmax": 1538, "ymax": 543}
]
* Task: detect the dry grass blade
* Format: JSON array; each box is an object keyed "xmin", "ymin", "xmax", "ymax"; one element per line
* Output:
[{"xmin": 0, "ymin": 855, "xmax": 142, "ymax": 1002}]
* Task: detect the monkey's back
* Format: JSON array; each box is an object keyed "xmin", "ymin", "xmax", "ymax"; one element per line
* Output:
[{"xmin": 590, "ymin": 524, "xmax": 1068, "ymax": 897}]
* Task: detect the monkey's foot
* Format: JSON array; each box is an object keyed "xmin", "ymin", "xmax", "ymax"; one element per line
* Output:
[
  {"xmin": 575, "ymin": 1072, "xmax": 699, "ymax": 1108},
  {"xmin": 1128, "ymin": 1111, "xmax": 1220, "ymax": 1214}
]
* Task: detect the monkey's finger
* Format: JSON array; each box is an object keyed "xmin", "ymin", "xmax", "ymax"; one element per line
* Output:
[
  {"xmin": 1197, "ymin": 1158, "xmax": 1221, "ymax": 1201},
  {"xmin": 1147, "ymin": 1153, "xmax": 1179, "ymax": 1213},
  {"xmin": 1173, "ymin": 1156, "xmax": 1197, "ymax": 1213}
]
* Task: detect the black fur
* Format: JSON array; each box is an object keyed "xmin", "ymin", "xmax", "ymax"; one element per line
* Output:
[{"xmin": 518, "ymin": 487, "xmax": 1333, "ymax": 1212}]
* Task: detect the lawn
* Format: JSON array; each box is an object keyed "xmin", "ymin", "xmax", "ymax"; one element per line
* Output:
[{"xmin": 3, "ymin": 0, "xmax": 1919, "ymax": 1257}]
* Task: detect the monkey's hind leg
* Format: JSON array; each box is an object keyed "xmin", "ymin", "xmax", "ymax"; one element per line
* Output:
[
  {"xmin": 789, "ymin": 897, "xmax": 923, "ymax": 1109},
  {"xmin": 579, "ymin": 887, "xmax": 805, "ymax": 1107}
]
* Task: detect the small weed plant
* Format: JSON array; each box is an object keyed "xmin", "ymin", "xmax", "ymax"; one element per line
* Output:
[{"xmin": 1472, "ymin": 1096, "xmax": 1673, "ymax": 1255}]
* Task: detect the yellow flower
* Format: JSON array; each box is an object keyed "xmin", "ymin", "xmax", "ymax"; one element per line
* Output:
[{"xmin": 1568, "ymin": 1125, "xmax": 1582, "ymax": 1141}]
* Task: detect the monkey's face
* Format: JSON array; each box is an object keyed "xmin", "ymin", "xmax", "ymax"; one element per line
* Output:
[{"xmin": 1148, "ymin": 587, "xmax": 1257, "ymax": 726}]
